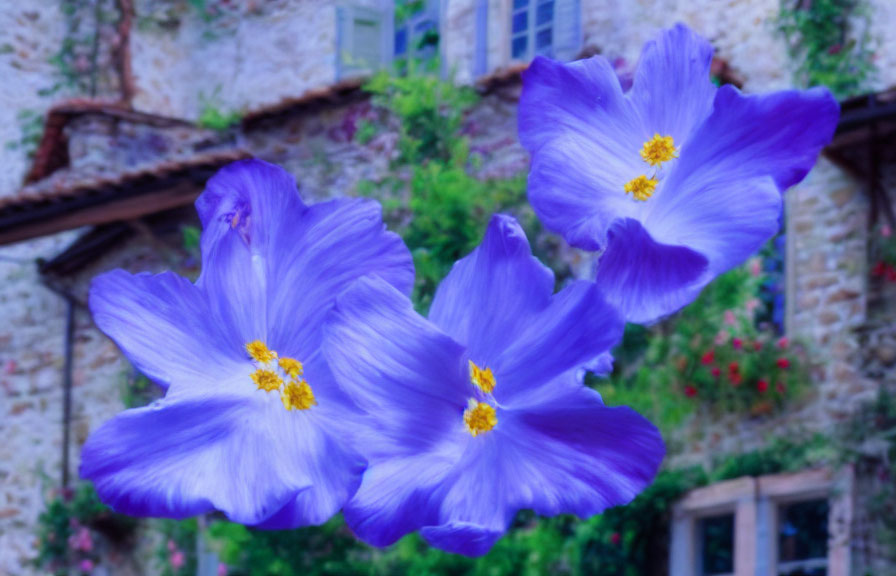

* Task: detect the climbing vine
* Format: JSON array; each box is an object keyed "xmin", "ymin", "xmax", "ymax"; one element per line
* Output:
[{"xmin": 776, "ymin": 0, "xmax": 876, "ymax": 99}]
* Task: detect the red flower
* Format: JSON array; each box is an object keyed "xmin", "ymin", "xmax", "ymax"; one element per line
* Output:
[
  {"xmin": 777, "ymin": 337, "xmax": 789, "ymax": 350},
  {"xmin": 873, "ymin": 261, "xmax": 887, "ymax": 277},
  {"xmin": 684, "ymin": 385, "xmax": 698, "ymax": 398},
  {"xmin": 711, "ymin": 367, "xmax": 721, "ymax": 378},
  {"xmin": 776, "ymin": 357, "xmax": 790, "ymax": 369},
  {"xmin": 729, "ymin": 372, "xmax": 742, "ymax": 386},
  {"xmin": 757, "ymin": 379, "xmax": 769, "ymax": 393},
  {"xmin": 728, "ymin": 361, "xmax": 740, "ymax": 373},
  {"xmin": 753, "ymin": 341, "xmax": 763, "ymax": 351},
  {"xmin": 732, "ymin": 338, "xmax": 743, "ymax": 350},
  {"xmin": 701, "ymin": 350, "xmax": 715, "ymax": 365},
  {"xmin": 610, "ymin": 532, "xmax": 621, "ymax": 545}
]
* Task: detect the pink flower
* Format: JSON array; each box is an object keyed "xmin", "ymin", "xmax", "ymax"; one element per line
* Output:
[
  {"xmin": 79, "ymin": 559, "xmax": 94, "ymax": 573},
  {"xmin": 745, "ymin": 298, "xmax": 760, "ymax": 314},
  {"xmin": 171, "ymin": 551, "xmax": 185, "ymax": 570},
  {"xmin": 882, "ymin": 225, "xmax": 891, "ymax": 238},
  {"xmin": 749, "ymin": 258, "xmax": 762, "ymax": 277},
  {"xmin": 684, "ymin": 385, "xmax": 698, "ymax": 398},
  {"xmin": 3, "ymin": 360, "xmax": 15, "ymax": 374},
  {"xmin": 610, "ymin": 531, "xmax": 622, "ymax": 545},
  {"xmin": 711, "ymin": 367, "xmax": 721, "ymax": 378},
  {"xmin": 724, "ymin": 310, "xmax": 737, "ymax": 326},
  {"xmin": 777, "ymin": 337, "xmax": 789, "ymax": 349},
  {"xmin": 776, "ymin": 357, "xmax": 791, "ymax": 370},
  {"xmin": 732, "ymin": 338, "xmax": 743, "ymax": 350},
  {"xmin": 218, "ymin": 564, "xmax": 229, "ymax": 576},
  {"xmin": 700, "ymin": 350, "xmax": 715, "ymax": 365},
  {"xmin": 167, "ymin": 539, "xmax": 177, "ymax": 553},
  {"xmin": 714, "ymin": 331, "xmax": 730, "ymax": 346},
  {"xmin": 757, "ymin": 379, "xmax": 769, "ymax": 393}
]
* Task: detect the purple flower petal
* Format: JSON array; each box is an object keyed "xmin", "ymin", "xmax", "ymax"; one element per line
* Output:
[
  {"xmin": 629, "ymin": 23, "xmax": 717, "ymax": 144},
  {"xmin": 89, "ymin": 270, "xmax": 244, "ymax": 392},
  {"xmin": 251, "ymin": 359, "xmax": 367, "ymax": 529},
  {"xmin": 428, "ymin": 214, "xmax": 554, "ymax": 361},
  {"xmin": 80, "ymin": 396, "xmax": 313, "ymax": 524},
  {"xmin": 507, "ymin": 385, "xmax": 664, "ymax": 518},
  {"xmin": 323, "ymin": 275, "xmax": 469, "ymax": 453},
  {"xmin": 268, "ymin": 197, "xmax": 414, "ymax": 358},
  {"xmin": 420, "ymin": 522, "xmax": 504, "ymax": 557},
  {"xmin": 492, "ymin": 280, "xmax": 624, "ymax": 406},
  {"xmin": 593, "ymin": 218, "xmax": 708, "ymax": 324},
  {"xmin": 194, "ymin": 159, "xmax": 414, "ymax": 347}
]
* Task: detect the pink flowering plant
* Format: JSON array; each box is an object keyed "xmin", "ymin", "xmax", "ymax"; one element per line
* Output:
[{"xmin": 603, "ymin": 257, "xmax": 808, "ymax": 429}]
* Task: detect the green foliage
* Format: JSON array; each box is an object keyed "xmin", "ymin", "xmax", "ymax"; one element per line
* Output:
[
  {"xmin": 358, "ymin": 67, "xmax": 532, "ymax": 310},
  {"xmin": 120, "ymin": 370, "xmax": 161, "ymax": 408},
  {"xmin": 776, "ymin": 0, "xmax": 876, "ymax": 98},
  {"xmin": 598, "ymin": 254, "xmax": 809, "ymax": 435},
  {"xmin": 35, "ymin": 482, "xmax": 137, "ymax": 575},
  {"xmin": 155, "ymin": 518, "xmax": 198, "ymax": 576},
  {"xmin": 5, "ymin": 109, "xmax": 45, "ymax": 160}
]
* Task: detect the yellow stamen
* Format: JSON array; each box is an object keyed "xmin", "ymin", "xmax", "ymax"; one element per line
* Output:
[
  {"xmin": 469, "ymin": 360, "xmax": 496, "ymax": 394},
  {"xmin": 251, "ymin": 369, "xmax": 283, "ymax": 392},
  {"xmin": 246, "ymin": 340, "xmax": 277, "ymax": 363},
  {"xmin": 281, "ymin": 380, "xmax": 316, "ymax": 411},
  {"xmin": 624, "ymin": 175, "xmax": 658, "ymax": 202},
  {"xmin": 640, "ymin": 133, "xmax": 678, "ymax": 166},
  {"xmin": 278, "ymin": 357, "xmax": 304, "ymax": 379},
  {"xmin": 463, "ymin": 399, "xmax": 497, "ymax": 437}
]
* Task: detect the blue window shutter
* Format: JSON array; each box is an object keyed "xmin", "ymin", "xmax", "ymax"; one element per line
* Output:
[
  {"xmin": 336, "ymin": 4, "xmax": 390, "ymax": 79},
  {"xmin": 474, "ymin": 0, "xmax": 488, "ymax": 76},
  {"xmin": 551, "ymin": 0, "xmax": 581, "ymax": 61}
]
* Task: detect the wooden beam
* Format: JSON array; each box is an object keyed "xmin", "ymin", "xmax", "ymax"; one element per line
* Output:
[{"xmin": 0, "ymin": 180, "xmax": 200, "ymax": 246}]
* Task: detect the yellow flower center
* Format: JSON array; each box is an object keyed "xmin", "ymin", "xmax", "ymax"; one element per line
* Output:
[
  {"xmin": 623, "ymin": 134, "xmax": 677, "ymax": 202},
  {"xmin": 463, "ymin": 400, "xmax": 497, "ymax": 437},
  {"xmin": 469, "ymin": 360, "xmax": 496, "ymax": 394},
  {"xmin": 246, "ymin": 340, "xmax": 277, "ymax": 363},
  {"xmin": 245, "ymin": 341, "xmax": 315, "ymax": 411},
  {"xmin": 640, "ymin": 133, "xmax": 678, "ymax": 166},
  {"xmin": 624, "ymin": 175, "xmax": 658, "ymax": 202}
]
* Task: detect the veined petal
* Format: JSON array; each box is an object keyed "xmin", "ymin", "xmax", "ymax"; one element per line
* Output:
[
  {"xmin": 89, "ymin": 270, "xmax": 244, "ymax": 392},
  {"xmin": 629, "ymin": 23, "xmax": 717, "ymax": 144},
  {"xmin": 421, "ymin": 522, "xmax": 504, "ymax": 557},
  {"xmin": 343, "ymin": 451, "xmax": 458, "ymax": 548},
  {"xmin": 519, "ymin": 55, "xmax": 642, "ymax": 156},
  {"xmin": 80, "ymin": 396, "xmax": 313, "ymax": 525},
  {"xmin": 594, "ymin": 218, "xmax": 708, "ymax": 324},
  {"xmin": 268, "ymin": 197, "xmax": 414, "ymax": 358},
  {"xmin": 251, "ymin": 358, "xmax": 366, "ymax": 529},
  {"xmin": 521, "ymin": 56, "xmax": 643, "ymax": 251},
  {"xmin": 492, "ymin": 280, "xmax": 624, "ymax": 405},
  {"xmin": 323, "ymin": 275, "xmax": 468, "ymax": 455},
  {"xmin": 428, "ymin": 215, "xmax": 553, "ymax": 361},
  {"xmin": 505, "ymin": 386, "xmax": 664, "ymax": 518},
  {"xmin": 664, "ymin": 84, "xmax": 839, "ymax": 195},
  {"xmin": 194, "ymin": 159, "xmax": 305, "ymax": 340}
]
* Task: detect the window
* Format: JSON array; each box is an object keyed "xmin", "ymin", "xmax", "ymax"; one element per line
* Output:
[
  {"xmin": 508, "ymin": 0, "xmax": 580, "ymax": 62},
  {"xmin": 394, "ymin": 1, "xmax": 439, "ymax": 62},
  {"xmin": 700, "ymin": 514, "xmax": 735, "ymax": 576},
  {"xmin": 336, "ymin": 3, "xmax": 393, "ymax": 79},
  {"xmin": 671, "ymin": 468, "xmax": 853, "ymax": 576}
]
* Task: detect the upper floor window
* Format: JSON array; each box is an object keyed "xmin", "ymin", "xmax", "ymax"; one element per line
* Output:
[
  {"xmin": 394, "ymin": 0, "xmax": 439, "ymax": 62},
  {"xmin": 336, "ymin": 3, "xmax": 394, "ymax": 80},
  {"xmin": 508, "ymin": 0, "xmax": 580, "ymax": 62}
]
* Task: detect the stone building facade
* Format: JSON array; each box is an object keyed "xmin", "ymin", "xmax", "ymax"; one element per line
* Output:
[{"xmin": 1, "ymin": 1, "xmax": 895, "ymax": 574}]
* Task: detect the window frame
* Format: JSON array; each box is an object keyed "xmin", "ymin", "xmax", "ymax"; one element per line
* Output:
[
  {"xmin": 671, "ymin": 467, "xmax": 853, "ymax": 576},
  {"xmin": 509, "ymin": 0, "xmax": 555, "ymax": 62}
]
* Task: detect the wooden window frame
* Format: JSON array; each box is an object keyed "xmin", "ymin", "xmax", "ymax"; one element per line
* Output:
[{"xmin": 671, "ymin": 467, "xmax": 853, "ymax": 576}]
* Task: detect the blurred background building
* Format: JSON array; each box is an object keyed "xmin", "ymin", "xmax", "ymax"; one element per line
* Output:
[{"xmin": 1, "ymin": 1, "xmax": 896, "ymax": 574}]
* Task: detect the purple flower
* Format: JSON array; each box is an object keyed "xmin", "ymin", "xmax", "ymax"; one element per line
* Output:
[
  {"xmin": 324, "ymin": 215, "xmax": 664, "ymax": 556},
  {"xmin": 80, "ymin": 159, "xmax": 414, "ymax": 527},
  {"xmin": 519, "ymin": 24, "xmax": 839, "ymax": 323}
]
